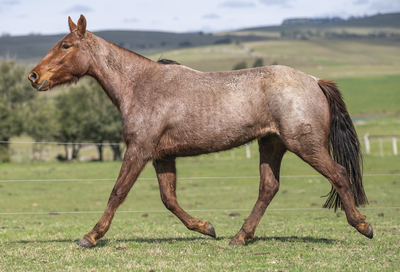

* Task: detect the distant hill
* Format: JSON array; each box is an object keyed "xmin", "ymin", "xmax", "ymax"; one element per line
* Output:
[
  {"xmin": 336, "ymin": 12, "xmax": 400, "ymax": 28},
  {"xmin": 0, "ymin": 30, "xmax": 267, "ymax": 62},
  {"xmin": 282, "ymin": 17, "xmax": 345, "ymax": 25},
  {"xmin": 244, "ymin": 12, "xmax": 400, "ymax": 31},
  {"xmin": 232, "ymin": 12, "xmax": 400, "ymax": 40}
]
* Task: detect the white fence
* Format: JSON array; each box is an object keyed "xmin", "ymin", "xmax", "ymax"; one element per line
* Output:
[{"xmin": 363, "ymin": 134, "xmax": 399, "ymax": 156}]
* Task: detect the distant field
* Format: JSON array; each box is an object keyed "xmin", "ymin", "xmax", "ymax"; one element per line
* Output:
[{"xmin": 148, "ymin": 39, "xmax": 400, "ymax": 80}]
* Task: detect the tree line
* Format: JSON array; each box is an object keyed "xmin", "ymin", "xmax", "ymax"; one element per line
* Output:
[{"xmin": 0, "ymin": 60, "xmax": 123, "ymax": 163}]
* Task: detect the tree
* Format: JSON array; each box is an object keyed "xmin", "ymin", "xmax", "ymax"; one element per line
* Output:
[
  {"xmin": 0, "ymin": 60, "xmax": 35, "ymax": 162},
  {"xmin": 23, "ymin": 96, "xmax": 59, "ymax": 160},
  {"xmin": 80, "ymin": 82, "xmax": 123, "ymax": 161},
  {"xmin": 252, "ymin": 58, "xmax": 264, "ymax": 68},
  {"xmin": 54, "ymin": 81, "xmax": 123, "ymax": 161},
  {"xmin": 232, "ymin": 61, "xmax": 247, "ymax": 70},
  {"xmin": 54, "ymin": 86, "xmax": 88, "ymax": 160}
]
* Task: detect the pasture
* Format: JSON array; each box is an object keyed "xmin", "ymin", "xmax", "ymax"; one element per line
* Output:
[{"xmin": 1, "ymin": 142, "xmax": 399, "ymax": 271}]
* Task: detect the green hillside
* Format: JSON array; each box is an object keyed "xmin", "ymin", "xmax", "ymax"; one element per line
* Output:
[{"xmin": 0, "ymin": 30, "xmax": 266, "ymax": 63}]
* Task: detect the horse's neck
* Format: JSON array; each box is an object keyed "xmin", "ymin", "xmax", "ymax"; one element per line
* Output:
[{"xmin": 87, "ymin": 34, "xmax": 154, "ymax": 109}]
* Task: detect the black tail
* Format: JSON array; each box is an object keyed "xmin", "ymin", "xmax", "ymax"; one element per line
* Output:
[{"xmin": 318, "ymin": 79, "xmax": 368, "ymax": 211}]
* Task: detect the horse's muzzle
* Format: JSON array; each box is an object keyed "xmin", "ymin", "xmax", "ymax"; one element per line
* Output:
[{"xmin": 28, "ymin": 71, "xmax": 48, "ymax": 91}]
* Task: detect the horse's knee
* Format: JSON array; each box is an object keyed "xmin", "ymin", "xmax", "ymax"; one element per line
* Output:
[
  {"xmin": 109, "ymin": 189, "xmax": 127, "ymax": 205},
  {"xmin": 259, "ymin": 180, "xmax": 279, "ymax": 202},
  {"xmin": 161, "ymin": 195, "xmax": 177, "ymax": 211}
]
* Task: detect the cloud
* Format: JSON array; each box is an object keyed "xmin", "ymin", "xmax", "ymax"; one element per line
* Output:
[
  {"xmin": 353, "ymin": 0, "xmax": 369, "ymax": 4},
  {"xmin": 220, "ymin": 1, "xmax": 255, "ymax": 8},
  {"xmin": 370, "ymin": 0, "xmax": 400, "ymax": 11},
  {"xmin": 64, "ymin": 5, "xmax": 94, "ymax": 14},
  {"xmin": 1, "ymin": 0, "xmax": 20, "ymax": 5},
  {"xmin": 123, "ymin": 18, "xmax": 140, "ymax": 23},
  {"xmin": 259, "ymin": 0, "xmax": 292, "ymax": 6},
  {"xmin": 0, "ymin": 0, "xmax": 20, "ymax": 13},
  {"xmin": 202, "ymin": 14, "xmax": 220, "ymax": 19}
]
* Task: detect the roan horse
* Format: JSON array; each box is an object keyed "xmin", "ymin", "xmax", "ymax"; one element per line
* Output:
[{"xmin": 28, "ymin": 15, "xmax": 373, "ymax": 248}]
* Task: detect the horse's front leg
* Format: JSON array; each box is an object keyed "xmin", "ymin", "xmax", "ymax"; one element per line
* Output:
[
  {"xmin": 77, "ymin": 146, "xmax": 149, "ymax": 248},
  {"xmin": 153, "ymin": 158, "xmax": 216, "ymax": 238}
]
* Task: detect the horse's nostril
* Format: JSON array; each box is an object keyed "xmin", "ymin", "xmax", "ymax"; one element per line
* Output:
[{"xmin": 28, "ymin": 72, "xmax": 38, "ymax": 83}]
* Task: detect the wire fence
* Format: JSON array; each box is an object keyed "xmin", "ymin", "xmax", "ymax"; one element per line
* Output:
[
  {"xmin": 2, "ymin": 135, "xmax": 399, "ymax": 163},
  {"xmin": 1, "ymin": 139, "xmax": 399, "ymax": 216},
  {"xmin": 1, "ymin": 173, "xmax": 398, "ymax": 215},
  {"xmin": 1, "ymin": 173, "xmax": 400, "ymax": 183},
  {"xmin": 1, "ymin": 206, "xmax": 399, "ymax": 216}
]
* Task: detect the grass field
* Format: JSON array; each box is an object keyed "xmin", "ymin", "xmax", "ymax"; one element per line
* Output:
[
  {"xmin": 1, "ymin": 146, "xmax": 399, "ymax": 271},
  {"xmin": 2, "ymin": 28, "xmax": 400, "ymax": 270}
]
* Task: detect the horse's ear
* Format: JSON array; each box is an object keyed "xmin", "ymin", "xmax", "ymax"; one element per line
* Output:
[
  {"xmin": 68, "ymin": 16, "xmax": 77, "ymax": 32},
  {"xmin": 77, "ymin": 14, "xmax": 87, "ymax": 36}
]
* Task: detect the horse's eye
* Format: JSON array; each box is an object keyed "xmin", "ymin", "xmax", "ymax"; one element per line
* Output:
[{"xmin": 61, "ymin": 44, "xmax": 70, "ymax": 49}]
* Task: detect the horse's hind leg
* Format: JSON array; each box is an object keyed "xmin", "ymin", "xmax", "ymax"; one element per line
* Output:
[
  {"xmin": 230, "ymin": 134, "xmax": 287, "ymax": 245},
  {"xmin": 153, "ymin": 158, "xmax": 216, "ymax": 238},
  {"xmin": 294, "ymin": 147, "xmax": 373, "ymax": 238}
]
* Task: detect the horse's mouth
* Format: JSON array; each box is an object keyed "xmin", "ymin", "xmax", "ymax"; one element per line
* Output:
[{"xmin": 37, "ymin": 80, "xmax": 48, "ymax": 91}]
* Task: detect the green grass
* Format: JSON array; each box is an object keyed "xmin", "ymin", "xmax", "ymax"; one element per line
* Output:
[
  {"xmin": 1, "ymin": 149, "xmax": 399, "ymax": 271},
  {"xmin": 336, "ymin": 76, "xmax": 400, "ymax": 117}
]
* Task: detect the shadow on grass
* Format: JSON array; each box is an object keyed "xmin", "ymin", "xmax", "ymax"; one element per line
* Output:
[
  {"xmin": 8, "ymin": 235, "xmax": 336, "ymax": 248},
  {"xmin": 249, "ymin": 235, "xmax": 337, "ymax": 245},
  {"xmin": 7, "ymin": 236, "xmax": 225, "ymax": 248},
  {"xmin": 96, "ymin": 236, "xmax": 226, "ymax": 248}
]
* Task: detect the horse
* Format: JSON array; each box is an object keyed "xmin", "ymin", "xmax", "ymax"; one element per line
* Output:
[{"xmin": 28, "ymin": 15, "xmax": 373, "ymax": 248}]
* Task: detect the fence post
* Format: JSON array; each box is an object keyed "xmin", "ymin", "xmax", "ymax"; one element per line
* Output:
[
  {"xmin": 67, "ymin": 145, "xmax": 73, "ymax": 161},
  {"xmin": 245, "ymin": 144, "xmax": 251, "ymax": 159},
  {"xmin": 393, "ymin": 137, "xmax": 398, "ymax": 156},
  {"xmin": 379, "ymin": 138, "xmax": 383, "ymax": 157},
  {"xmin": 364, "ymin": 133, "xmax": 370, "ymax": 155}
]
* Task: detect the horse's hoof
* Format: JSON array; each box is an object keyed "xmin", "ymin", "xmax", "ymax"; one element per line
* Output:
[
  {"xmin": 365, "ymin": 224, "xmax": 373, "ymax": 239},
  {"xmin": 229, "ymin": 237, "xmax": 245, "ymax": 246},
  {"xmin": 207, "ymin": 222, "xmax": 216, "ymax": 238},
  {"xmin": 76, "ymin": 237, "xmax": 95, "ymax": 248}
]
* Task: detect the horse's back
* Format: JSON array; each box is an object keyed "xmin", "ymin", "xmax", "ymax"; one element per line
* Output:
[{"xmin": 152, "ymin": 65, "xmax": 330, "ymax": 158}]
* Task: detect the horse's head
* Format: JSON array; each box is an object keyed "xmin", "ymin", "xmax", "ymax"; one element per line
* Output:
[{"xmin": 28, "ymin": 15, "xmax": 91, "ymax": 91}]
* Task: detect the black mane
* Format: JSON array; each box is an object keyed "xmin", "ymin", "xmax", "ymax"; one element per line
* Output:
[{"xmin": 157, "ymin": 58, "xmax": 180, "ymax": 65}]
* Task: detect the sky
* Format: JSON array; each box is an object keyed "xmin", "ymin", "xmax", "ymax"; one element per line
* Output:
[{"xmin": 0, "ymin": 0, "xmax": 399, "ymax": 36}]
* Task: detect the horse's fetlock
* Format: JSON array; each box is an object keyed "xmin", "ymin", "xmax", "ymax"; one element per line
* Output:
[
  {"xmin": 185, "ymin": 219, "xmax": 198, "ymax": 230},
  {"xmin": 244, "ymin": 232, "xmax": 255, "ymax": 241}
]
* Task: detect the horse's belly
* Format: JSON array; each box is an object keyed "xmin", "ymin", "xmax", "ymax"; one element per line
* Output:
[{"xmin": 154, "ymin": 121, "xmax": 277, "ymax": 159}]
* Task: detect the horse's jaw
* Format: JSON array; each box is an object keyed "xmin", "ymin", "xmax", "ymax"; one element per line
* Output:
[{"xmin": 37, "ymin": 80, "xmax": 48, "ymax": 91}]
